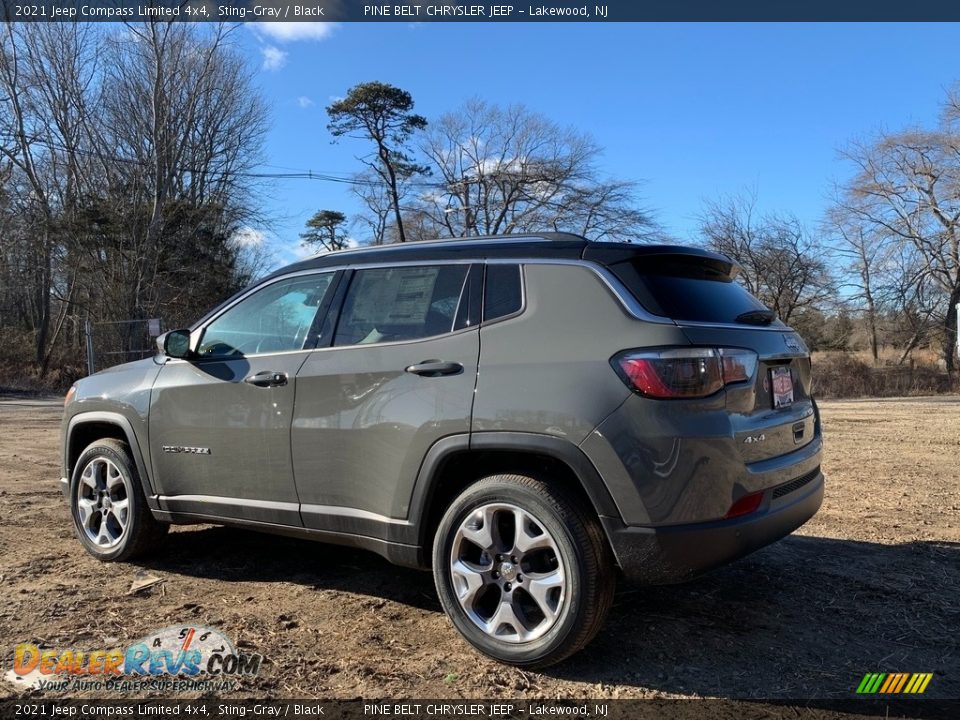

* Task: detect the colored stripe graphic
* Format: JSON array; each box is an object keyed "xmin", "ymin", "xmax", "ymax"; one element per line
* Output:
[
  {"xmin": 893, "ymin": 673, "xmax": 909, "ymax": 693},
  {"xmin": 857, "ymin": 672, "xmax": 932, "ymax": 694}
]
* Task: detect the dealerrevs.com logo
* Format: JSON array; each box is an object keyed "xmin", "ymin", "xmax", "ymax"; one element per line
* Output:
[{"xmin": 11, "ymin": 625, "xmax": 262, "ymax": 693}]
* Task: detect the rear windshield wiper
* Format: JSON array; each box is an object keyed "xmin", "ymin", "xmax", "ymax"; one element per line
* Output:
[{"xmin": 735, "ymin": 309, "xmax": 776, "ymax": 326}]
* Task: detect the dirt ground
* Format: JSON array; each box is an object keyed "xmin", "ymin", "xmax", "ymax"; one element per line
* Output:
[{"xmin": 0, "ymin": 396, "xmax": 957, "ymax": 705}]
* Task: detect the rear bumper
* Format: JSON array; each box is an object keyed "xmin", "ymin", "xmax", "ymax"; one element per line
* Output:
[{"xmin": 602, "ymin": 472, "xmax": 824, "ymax": 585}]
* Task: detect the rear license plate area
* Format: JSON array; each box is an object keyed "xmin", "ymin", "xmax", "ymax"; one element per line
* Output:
[{"xmin": 771, "ymin": 366, "xmax": 794, "ymax": 408}]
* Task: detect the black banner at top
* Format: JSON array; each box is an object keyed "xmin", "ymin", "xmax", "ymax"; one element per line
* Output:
[{"xmin": 2, "ymin": 0, "xmax": 960, "ymax": 22}]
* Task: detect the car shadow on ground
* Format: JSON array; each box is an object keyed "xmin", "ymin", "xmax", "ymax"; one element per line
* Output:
[
  {"xmin": 145, "ymin": 527, "xmax": 959, "ymax": 700},
  {"xmin": 145, "ymin": 525, "xmax": 442, "ymax": 612}
]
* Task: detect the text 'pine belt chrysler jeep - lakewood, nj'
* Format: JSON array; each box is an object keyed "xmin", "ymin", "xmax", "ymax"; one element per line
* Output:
[{"xmin": 61, "ymin": 233, "xmax": 824, "ymax": 667}]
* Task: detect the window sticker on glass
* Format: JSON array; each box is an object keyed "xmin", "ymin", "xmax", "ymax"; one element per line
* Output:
[{"xmin": 351, "ymin": 268, "xmax": 439, "ymax": 327}]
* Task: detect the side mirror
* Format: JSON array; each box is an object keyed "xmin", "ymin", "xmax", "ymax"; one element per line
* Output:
[{"xmin": 157, "ymin": 329, "xmax": 193, "ymax": 359}]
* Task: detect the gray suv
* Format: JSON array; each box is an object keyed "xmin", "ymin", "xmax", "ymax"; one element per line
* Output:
[{"xmin": 61, "ymin": 233, "xmax": 824, "ymax": 667}]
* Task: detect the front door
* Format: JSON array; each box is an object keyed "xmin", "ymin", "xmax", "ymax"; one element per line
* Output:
[{"xmin": 150, "ymin": 271, "xmax": 338, "ymax": 525}]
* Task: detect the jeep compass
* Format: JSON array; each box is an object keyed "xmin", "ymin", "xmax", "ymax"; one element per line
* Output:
[{"xmin": 61, "ymin": 233, "xmax": 824, "ymax": 667}]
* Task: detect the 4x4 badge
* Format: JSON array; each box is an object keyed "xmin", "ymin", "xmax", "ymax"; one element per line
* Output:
[{"xmin": 784, "ymin": 334, "xmax": 803, "ymax": 352}]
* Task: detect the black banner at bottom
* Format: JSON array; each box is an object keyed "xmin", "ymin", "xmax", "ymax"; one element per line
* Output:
[{"xmin": 1, "ymin": 699, "xmax": 957, "ymax": 720}]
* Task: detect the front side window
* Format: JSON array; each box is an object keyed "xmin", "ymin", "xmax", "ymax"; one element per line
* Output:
[
  {"xmin": 334, "ymin": 265, "xmax": 469, "ymax": 346},
  {"xmin": 198, "ymin": 273, "xmax": 334, "ymax": 357}
]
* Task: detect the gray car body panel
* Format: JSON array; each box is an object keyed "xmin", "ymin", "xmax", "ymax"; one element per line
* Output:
[
  {"xmin": 61, "ymin": 234, "xmax": 824, "ymax": 582},
  {"xmin": 61, "ymin": 357, "xmax": 163, "ymax": 500},
  {"xmin": 148, "ymin": 351, "xmax": 312, "ymax": 526},
  {"xmin": 292, "ymin": 325, "xmax": 480, "ymax": 525},
  {"xmin": 471, "ymin": 263, "xmax": 688, "ymax": 443}
]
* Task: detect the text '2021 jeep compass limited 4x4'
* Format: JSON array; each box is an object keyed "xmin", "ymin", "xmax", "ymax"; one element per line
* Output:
[{"xmin": 61, "ymin": 233, "xmax": 824, "ymax": 667}]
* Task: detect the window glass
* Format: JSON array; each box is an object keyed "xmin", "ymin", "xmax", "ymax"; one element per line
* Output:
[
  {"xmin": 198, "ymin": 273, "xmax": 333, "ymax": 357},
  {"xmin": 484, "ymin": 264, "xmax": 522, "ymax": 321},
  {"xmin": 334, "ymin": 265, "xmax": 469, "ymax": 346},
  {"xmin": 611, "ymin": 260, "xmax": 777, "ymax": 324}
]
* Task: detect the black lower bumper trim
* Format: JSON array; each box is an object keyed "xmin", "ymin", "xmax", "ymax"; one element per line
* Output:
[{"xmin": 602, "ymin": 474, "xmax": 824, "ymax": 585}]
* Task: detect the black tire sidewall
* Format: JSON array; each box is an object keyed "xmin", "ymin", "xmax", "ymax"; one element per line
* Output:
[
  {"xmin": 69, "ymin": 441, "xmax": 145, "ymax": 562},
  {"xmin": 433, "ymin": 478, "xmax": 594, "ymax": 666}
]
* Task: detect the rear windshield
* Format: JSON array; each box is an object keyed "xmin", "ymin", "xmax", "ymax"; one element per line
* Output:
[{"xmin": 610, "ymin": 260, "xmax": 776, "ymax": 324}]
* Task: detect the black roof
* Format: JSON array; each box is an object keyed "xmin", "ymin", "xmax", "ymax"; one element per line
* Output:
[{"xmin": 270, "ymin": 233, "xmax": 733, "ymax": 279}]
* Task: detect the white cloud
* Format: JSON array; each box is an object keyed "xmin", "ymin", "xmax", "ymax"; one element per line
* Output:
[
  {"xmin": 261, "ymin": 46, "xmax": 288, "ymax": 71},
  {"xmin": 254, "ymin": 23, "xmax": 336, "ymax": 43},
  {"xmin": 297, "ymin": 96, "xmax": 315, "ymax": 109},
  {"xmin": 230, "ymin": 226, "xmax": 267, "ymax": 248}
]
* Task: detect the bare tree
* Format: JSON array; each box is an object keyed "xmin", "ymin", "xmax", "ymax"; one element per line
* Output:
[
  {"xmin": 99, "ymin": 21, "xmax": 268, "ymax": 326},
  {"xmin": 415, "ymin": 99, "xmax": 659, "ymax": 241},
  {"xmin": 835, "ymin": 109, "xmax": 960, "ymax": 370},
  {"xmin": 699, "ymin": 193, "xmax": 835, "ymax": 324},
  {"xmin": 0, "ymin": 23, "xmax": 102, "ymax": 372},
  {"xmin": 0, "ymin": 21, "xmax": 269, "ymax": 380},
  {"xmin": 351, "ymin": 168, "xmax": 402, "ymax": 245},
  {"xmin": 825, "ymin": 202, "xmax": 899, "ymax": 362}
]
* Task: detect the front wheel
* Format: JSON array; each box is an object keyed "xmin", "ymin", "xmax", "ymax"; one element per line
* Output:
[
  {"xmin": 70, "ymin": 438, "xmax": 167, "ymax": 562},
  {"xmin": 432, "ymin": 474, "xmax": 616, "ymax": 668}
]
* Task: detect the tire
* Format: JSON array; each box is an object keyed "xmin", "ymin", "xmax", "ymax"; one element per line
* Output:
[
  {"xmin": 432, "ymin": 474, "xmax": 616, "ymax": 668},
  {"xmin": 69, "ymin": 438, "xmax": 167, "ymax": 562}
]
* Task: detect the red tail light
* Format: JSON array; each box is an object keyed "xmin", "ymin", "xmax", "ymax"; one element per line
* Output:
[
  {"xmin": 613, "ymin": 347, "xmax": 757, "ymax": 399},
  {"xmin": 725, "ymin": 490, "xmax": 764, "ymax": 518}
]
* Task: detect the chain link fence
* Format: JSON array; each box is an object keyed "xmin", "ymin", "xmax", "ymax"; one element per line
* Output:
[{"xmin": 84, "ymin": 318, "xmax": 163, "ymax": 376}]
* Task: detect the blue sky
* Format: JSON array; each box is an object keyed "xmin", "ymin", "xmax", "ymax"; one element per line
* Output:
[{"xmin": 237, "ymin": 22, "xmax": 960, "ymax": 268}]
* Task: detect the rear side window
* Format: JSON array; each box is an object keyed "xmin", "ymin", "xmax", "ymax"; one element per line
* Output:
[
  {"xmin": 611, "ymin": 260, "xmax": 773, "ymax": 324},
  {"xmin": 483, "ymin": 264, "xmax": 522, "ymax": 322},
  {"xmin": 334, "ymin": 265, "xmax": 469, "ymax": 346}
]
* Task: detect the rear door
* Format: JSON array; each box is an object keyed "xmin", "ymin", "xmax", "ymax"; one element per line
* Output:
[{"xmin": 292, "ymin": 263, "xmax": 481, "ymax": 536}]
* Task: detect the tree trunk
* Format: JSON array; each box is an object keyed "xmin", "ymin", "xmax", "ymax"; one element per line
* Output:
[
  {"xmin": 34, "ymin": 228, "xmax": 51, "ymax": 372},
  {"xmin": 379, "ymin": 144, "xmax": 406, "ymax": 243},
  {"xmin": 943, "ymin": 283, "xmax": 960, "ymax": 374},
  {"xmin": 897, "ymin": 329, "xmax": 923, "ymax": 365},
  {"xmin": 865, "ymin": 296, "xmax": 878, "ymax": 363}
]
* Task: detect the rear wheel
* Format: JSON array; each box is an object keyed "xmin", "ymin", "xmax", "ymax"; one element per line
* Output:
[
  {"xmin": 70, "ymin": 438, "xmax": 167, "ymax": 561},
  {"xmin": 432, "ymin": 474, "xmax": 615, "ymax": 668}
]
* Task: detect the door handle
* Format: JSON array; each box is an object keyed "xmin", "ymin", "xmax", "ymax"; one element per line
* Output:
[
  {"xmin": 244, "ymin": 370, "xmax": 288, "ymax": 388},
  {"xmin": 405, "ymin": 360, "xmax": 463, "ymax": 377}
]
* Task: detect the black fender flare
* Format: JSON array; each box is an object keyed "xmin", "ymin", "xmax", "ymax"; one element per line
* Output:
[
  {"xmin": 407, "ymin": 431, "xmax": 623, "ymax": 552},
  {"xmin": 65, "ymin": 411, "xmax": 159, "ymax": 510}
]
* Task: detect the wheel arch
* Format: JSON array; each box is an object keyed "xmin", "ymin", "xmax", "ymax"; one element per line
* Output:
[
  {"xmin": 66, "ymin": 412, "xmax": 158, "ymax": 510},
  {"xmin": 410, "ymin": 432, "xmax": 622, "ymax": 567}
]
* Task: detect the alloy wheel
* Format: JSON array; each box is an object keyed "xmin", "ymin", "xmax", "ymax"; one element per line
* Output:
[
  {"xmin": 449, "ymin": 502, "xmax": 566, "ymax": 643},
  {"xmin": 75, "ymin": 457, "xmax": 131, "ymax": 549}
]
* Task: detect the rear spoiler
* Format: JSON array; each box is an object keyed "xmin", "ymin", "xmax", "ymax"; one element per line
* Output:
[{"xmin": 582, "ymin": 243, "xmax": 740, "ymax": 281}]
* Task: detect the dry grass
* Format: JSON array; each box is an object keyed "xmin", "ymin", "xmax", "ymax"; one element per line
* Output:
[{"xmin": 812, "ymin": 351, "xmax": 955, "ymax": 399}]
